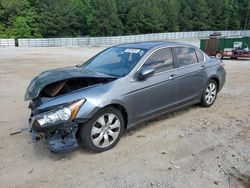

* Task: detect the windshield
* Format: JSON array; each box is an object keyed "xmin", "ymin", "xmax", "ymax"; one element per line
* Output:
[{"xmin": 82, "ymin": 47, "xmax": 148, "ymax": 77}]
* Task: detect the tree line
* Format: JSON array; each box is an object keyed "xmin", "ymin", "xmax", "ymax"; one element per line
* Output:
[{"xmin": 0, "ymin": 0, "xmax": 249, "ymax": 38}]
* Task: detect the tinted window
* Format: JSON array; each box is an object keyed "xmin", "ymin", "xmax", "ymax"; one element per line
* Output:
[
  {"xmin": 196, "ymin": 50, "xmax": 204, "ymax": 62},
  {"xmin": 174, "ymin": 47, "xmax": 198, "ymax": 67},
  {"xmin": 143, "ymin": 48, "xmax": 174, "ymax": 73}
]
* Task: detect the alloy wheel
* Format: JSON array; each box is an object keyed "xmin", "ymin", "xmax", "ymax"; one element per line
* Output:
[
  {"xmin": 91, "ymin": 113, "xmax": 121, "ymax": 148},
  {"xmin": 205, "ymin": 82, "xmax": 217, "ymax": 105}
]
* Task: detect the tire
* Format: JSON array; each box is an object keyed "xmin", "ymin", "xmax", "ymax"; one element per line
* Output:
[
  {"xmin": 215, "ymin": 52, "xmax": 223, "ymax": 59},
  {"xmin": 78, "ymin": 107, "xmax": 124, "ymax": 152},
  {"xmin": 200, "ymin": 80, "xmax": 218, "ymax": 107}
]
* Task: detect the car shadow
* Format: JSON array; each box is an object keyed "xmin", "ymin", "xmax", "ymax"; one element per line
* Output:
[
  {"xmin": 78, "ymin": 104, "xmax": 201, "ymax": 155},
  {"xmin": 123, "ymin": 104, "xmax": 200, "ymax": 135},
  {"xmin": 33, "ymin": 104, "xmax": 201, "ymax": 158}
]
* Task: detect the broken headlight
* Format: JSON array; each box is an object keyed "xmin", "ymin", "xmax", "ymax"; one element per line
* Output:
[{"xmin": 37, "ymin": 99, "xmax": 85, "ymax": 126}]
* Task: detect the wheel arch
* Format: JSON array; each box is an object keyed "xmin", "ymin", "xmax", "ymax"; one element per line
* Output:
[
  {"xmin": 208, "ymin": 76, "xmax": 219, "ymax": 88},
  {"xmin": 102, "ymin": 103, "xmax": 129, "ymax": 129}
]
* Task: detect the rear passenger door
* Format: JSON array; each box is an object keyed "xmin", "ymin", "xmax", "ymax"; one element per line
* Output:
[{"xmin": 173, "ymin": 47, "xmax": 206, "ymax": 103}]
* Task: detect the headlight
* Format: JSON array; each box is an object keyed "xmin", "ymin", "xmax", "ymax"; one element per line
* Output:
[{"xmin": 37, "ymin": 99, "xmax": 85, "ymax": 126}]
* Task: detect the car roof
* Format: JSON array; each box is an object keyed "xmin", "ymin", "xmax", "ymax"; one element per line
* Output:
[{"xmin": 115, "ymin": 41, "xmax": 194, "ymax": 50}]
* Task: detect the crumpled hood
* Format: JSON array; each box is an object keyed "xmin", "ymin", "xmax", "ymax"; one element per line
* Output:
[{"xmin": 24, "ymin": 66, "xmax": 115, "ymax": 101}]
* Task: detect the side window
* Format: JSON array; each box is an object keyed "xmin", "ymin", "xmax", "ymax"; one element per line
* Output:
[
  {"xmin": 174, "ymin": 47, "xmax": 198, "ymax": 67},
  {"xmin": 143, "ymin": 48, "xmax": 174, "ymax": 73},
  {"xmin": 196, "ymin": 50, "xmax": 204, "ymax": 62}
]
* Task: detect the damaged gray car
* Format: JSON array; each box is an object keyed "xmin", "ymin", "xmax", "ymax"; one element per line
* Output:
[{"xmin": 25, "ymin": 42, "xmax": 226, "ymax": 153}]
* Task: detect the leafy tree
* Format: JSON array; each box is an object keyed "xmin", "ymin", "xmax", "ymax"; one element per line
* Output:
[
  {"xmin": 207, "ymin": 0, "xmax": 229, "ymax": 30},
  {"xmin": 161, "ymin": 0, "xmax": 180, "ymax": 32},
  {"xmin": 0, "ymin": 0, "xmax": 36, "ymax": 38},
  {"xmin": 189, "ymin": 0, "xmax": 209, "ymax": 30},
  {"xmin": 115, "ymin": 0, "xmax": 135, "ymax": 27},
  {"xmin": 126, "ymin": 1, "xmax": 165, "ymax": 34},
  {"xmin": 226, "ymin": 0, "xmax": 240, "ymax": 30},
  {"xmin": 202, "ymin": 0, "xmax": 241, "ymax": 30},
  {"xmin": 0, "ymin": 0, "xmax": 249, "ymax": 38},
  {"xmin": 0, "ymin": 24, "xmax": 7, "ymax": 38},
  {"xmin": 36, "ymin": 0, "xmax": 85, "ymax": 37},
  {"xmin": 11, "ymin": 16, "xmax": 32, "ymax": 38},
  {"xmin": 236, "ymin": 0, "xmax": 249, "ymax": 30},
  {"xmin": 179, "ymin": 1, "xmax": 193, "ymax": 31},
  {"xmin": 87, "ymin": 0, "xmax": 123, "ymax": 36}
]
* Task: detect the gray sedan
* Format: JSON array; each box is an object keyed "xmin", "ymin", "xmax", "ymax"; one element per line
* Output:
[{"xmin": 25, "ymin": 42, "xmax": 226, "ymax": 153}]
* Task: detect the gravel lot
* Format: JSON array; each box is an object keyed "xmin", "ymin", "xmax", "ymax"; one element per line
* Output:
[{"xmin": 0, "ymin": 46, "xmax": 249, "ymax": 188}]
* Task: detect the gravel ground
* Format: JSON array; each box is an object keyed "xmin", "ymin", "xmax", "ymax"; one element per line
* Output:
[{"xmin": 0, "ymin": 46, "xmax": 249, "ymax": 188}]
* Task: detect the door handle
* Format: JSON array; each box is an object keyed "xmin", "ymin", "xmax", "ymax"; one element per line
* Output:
[
  {"xmin": 200, "ymin": 65, "xmax": 206, "ymax": 70},
  {"xmin": 169, "ymin": 74, "xmax": 177, "ymax": 80}
]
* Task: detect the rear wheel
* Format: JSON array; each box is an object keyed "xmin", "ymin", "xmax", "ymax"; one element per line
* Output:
[
  {"xmin": 79, "ymin": 107, "xmax": 124, "ymax": 152},
  {"xmin": 200, "ymin": 80, "xmax": 218, "ymax": 107}
]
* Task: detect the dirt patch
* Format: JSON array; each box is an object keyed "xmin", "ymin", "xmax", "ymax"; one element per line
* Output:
[{"xmin": 0, "ymin": 47, "xmax": 249, "ymax": 188}]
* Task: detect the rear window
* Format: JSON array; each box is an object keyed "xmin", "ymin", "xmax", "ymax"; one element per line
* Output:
[{"xmin": 174, "ymin": 47, "xmax": 198, "ymax": 67}]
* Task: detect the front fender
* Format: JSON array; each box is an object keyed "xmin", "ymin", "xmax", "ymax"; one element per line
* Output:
[{"xmin": 76, "ymin": 98, "xmax": 131, "ymax": 124}]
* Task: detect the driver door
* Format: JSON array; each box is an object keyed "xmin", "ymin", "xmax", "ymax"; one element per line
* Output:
[{"xmin": 125, "ymin": 47, "xmax": 179, "ymax": 122}]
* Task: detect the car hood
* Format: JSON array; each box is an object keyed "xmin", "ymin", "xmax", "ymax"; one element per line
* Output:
[{"xmin": 24, "ymin": 66, "xmax": 116, "ymax": 101}]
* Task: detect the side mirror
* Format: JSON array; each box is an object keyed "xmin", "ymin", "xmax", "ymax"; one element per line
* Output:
[{"xmin": 138, "ymin": 66, "xmax": 155, "ymax": 80}]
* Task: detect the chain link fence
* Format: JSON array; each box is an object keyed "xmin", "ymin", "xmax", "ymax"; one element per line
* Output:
[
  {"xmin": 0, "ymin": 39, "xmax": 15, "ymax": 47},
  {"xmin": 6, "ymin": 30, "xmax": 250, "ymax": 47}
]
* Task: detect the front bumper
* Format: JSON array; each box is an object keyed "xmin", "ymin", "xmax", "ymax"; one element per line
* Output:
[
  {"xmin": 46, "ymin": 124, "xmax": 79, "ymax": 154},
  {"xmin": 30, "ymin": 117, "xmax": 84, "ymax": 154}
]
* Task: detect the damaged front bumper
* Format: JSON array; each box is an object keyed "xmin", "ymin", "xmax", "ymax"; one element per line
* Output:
[
  {"xmin": 30, "ymin": 119, "xmax": 80, "ymax": 154},
  {"xmin": 29, "ymin": 98, "xmax": 87, "ymax": 154}
]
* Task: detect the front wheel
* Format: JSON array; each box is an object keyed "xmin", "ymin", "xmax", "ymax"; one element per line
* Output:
[
  {"xmin": 78, "ymin": 107, "xmax": 124, "ymax": 152},
  {"xmin": 200, "ymin": 80, "xmax": 218, "ymax": 107}
]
